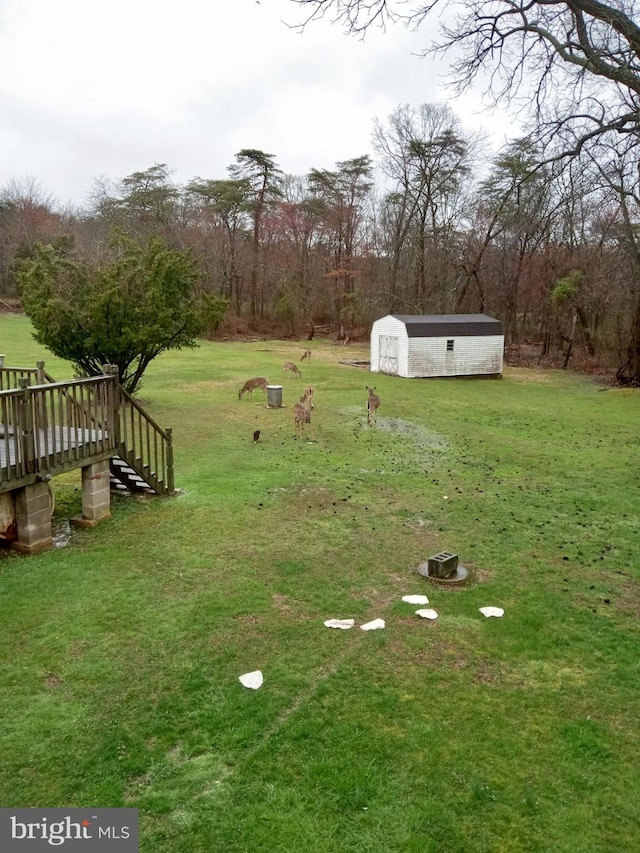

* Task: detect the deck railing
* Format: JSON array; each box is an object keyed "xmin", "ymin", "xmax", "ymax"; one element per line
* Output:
[
  {"xmin": 0, "ymin": 362, "xmax": 174, "ymax": 496},
  {"xmin": 0, "ymin": 375, "xmax": 118, "ymax": 490},
  {"xmin": 0, "ymin": 388, "xmax": 26, "ymax": 485},
  {"xmin": 0, "ymin": 360, "xmax": 54, "ymax": 392},
  {"xmin": 116, "ymin": 386, "xmax": 174, "ymax": 495}
]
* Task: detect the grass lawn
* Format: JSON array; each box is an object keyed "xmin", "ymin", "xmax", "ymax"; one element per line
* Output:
[{"xmin": 1, "ymin": 313, "xmax": 639, "ymax": 852}]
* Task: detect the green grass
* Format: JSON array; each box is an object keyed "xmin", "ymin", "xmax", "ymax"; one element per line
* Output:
[{"xmin": 1, "ymin": 313, "xmax": 639, "ymax": 852}]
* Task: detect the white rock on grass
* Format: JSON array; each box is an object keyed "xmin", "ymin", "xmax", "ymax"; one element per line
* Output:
[
  {"xmin": 479, "ymin": 607, "xmax": 504, "ymax": 618},
  {"xmin": 415, "ymin": 609, "xmax": 438, "ymax": 620},
  {"xmin": 238, "ymin": 670, "xmax": 263, "ymax": 690},
  {"xmin": 360, "ymin": 618, "xmax": 385, "ymax": 631},
  {"xmin": 324, "ymin": 618, "xmax": 355, "ymax": 629},
  {"xmin": 402, "ymin": 595, "xmax": 430, "ymax": 605}
]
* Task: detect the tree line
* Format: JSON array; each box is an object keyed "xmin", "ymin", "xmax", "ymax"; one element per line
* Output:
[{"xmin": 1, "ymin": 103, "xmax": 639, "ymax": 382}]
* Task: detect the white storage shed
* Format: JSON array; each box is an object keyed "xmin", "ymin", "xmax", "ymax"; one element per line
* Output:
[{"xmin": 370, "ymin": 314, "xmax": 504, "ymax": 378}]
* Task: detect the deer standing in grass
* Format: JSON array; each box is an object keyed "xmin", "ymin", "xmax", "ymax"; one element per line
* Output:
[
  {"xmin": 239, "ymin": 377, "xmax": 268, "ymax": 400},
  {"xmin": 293, "ymin": 398, "xmax": 313, "ymax": 439},
  {"xmin": 366, "ymin": 385, "xmax": 380, "ymax": 425},
  {"xmin": 301, "ymin": 349, "xmax": 312, "ymax": 361},
  {"xmin": 300, "ymin": 385, "xmax": 314, "ymax": 410},
  {"xmin": 283, "ymin": 361, "xmax": 302, "ymax": 378}
]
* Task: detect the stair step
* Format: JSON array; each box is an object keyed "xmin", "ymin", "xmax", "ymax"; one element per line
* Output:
[
  {"xmin": 115, "ymin": 464, "xmax": 137, "ymax": 475},
  {"xmin": 110, "ymin": 453, "xmax": 162, "ymax": 496}
]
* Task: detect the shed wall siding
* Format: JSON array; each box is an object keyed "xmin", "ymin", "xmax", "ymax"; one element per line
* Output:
[
  {"xmin": 370, "ymin": 316, "xmax": 409, "ymax": 375},
  {"xmin": 407, "ymin": 335, "xmax": 504, "ymax": 377}
]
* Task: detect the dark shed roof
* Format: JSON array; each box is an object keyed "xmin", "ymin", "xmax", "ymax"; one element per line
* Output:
[{"xmin": 390, "ymin": 314, "xmax": 503, "ymax": 338}]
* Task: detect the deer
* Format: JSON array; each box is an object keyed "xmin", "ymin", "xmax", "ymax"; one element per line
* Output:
[
  {"xmin": 300, "ymin": 385, "xmax": 314, "ymax": 410},
  {"xmin": 301, "ymin": 349, "xmax": 312, "ymax": 361},
  {"xmin": 366, "ymin": 385, "xmax": 380, "ymax": 425},
  {"xmin": 293, "ymin": 398, "xmax": 313, "ymax": 439},
  {"xmin": 283, "ymin": 361, "xmax": 302, "ymax": 378},
  {"xmin": 239, "ymin": 377, "xmax": 268, "ymax": 400}
]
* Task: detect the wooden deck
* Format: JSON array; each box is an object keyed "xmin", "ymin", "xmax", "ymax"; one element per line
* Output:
[
  {"xmin": 0, "ymin": 374, "xmax": 117, "ymax": 493},
  {"xmin": 0, "ymin": 363, "xmax": 175, "ymax": 551},
  {"xmin": 0, "ymin": 366, "xmax": 174, "ymax": 497},
  {"xmin": 0, "ymin": 424, "xmax": 109, "ymax": 471}
]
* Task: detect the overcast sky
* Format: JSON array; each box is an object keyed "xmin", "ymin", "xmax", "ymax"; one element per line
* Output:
[{"xmin": 0, "ymin": 0, "xmax": 518, "ymax": 208}]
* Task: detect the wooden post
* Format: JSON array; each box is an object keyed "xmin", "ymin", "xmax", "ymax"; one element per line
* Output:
[
  {"xmin": 108, "ymin": 365, "xmax": 121, "ymax": 450},
  {"xmin": 166, "ymin": 427, "xmax": 175, "ymax": 495},
  {"xmin": 18, "ymin": 377, "xmax": 35, "ymax": 476},
  {"xmin": 35, "ymin": 361, "xmax": 47, "ymax": 425}
]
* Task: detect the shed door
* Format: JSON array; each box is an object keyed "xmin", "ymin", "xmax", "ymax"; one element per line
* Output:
[{"xmin": 379, "ymin": 335, "xmax": 398, "ymax": 374}]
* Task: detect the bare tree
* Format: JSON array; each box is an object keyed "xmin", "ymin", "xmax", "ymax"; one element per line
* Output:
[
  {"xmin": 478, "ymin": 139, "xmax": 559, "ymax": 345},
  {"xmin": 291, "ymin": 0, "xmax": 640, "ymax": 379},
  {"xmin": 0, "ymin": 177, "xmax": 62, "ymax": 295},
  {"xmin": 267, "ymin": 175, "xmax": 326, "ymax": 326},
  {"xmin": 290, "ymin": 1, "xmax": 640, "ymax": 156},
  {"xmin": 373, "ymin": 103, "xmax": 477, "ymax": 312},
  {"xmin": 308, "ymin": 155, "xmax": 373, "ymax": 332},
  {"xmin": 587, "ymin": 136, "xmax": 640, "ymax": 383}
]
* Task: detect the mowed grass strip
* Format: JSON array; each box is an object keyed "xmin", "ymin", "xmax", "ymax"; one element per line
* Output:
[{"xmin": 1, "ymin": 314, "xmax": 639, "ymax": 852}]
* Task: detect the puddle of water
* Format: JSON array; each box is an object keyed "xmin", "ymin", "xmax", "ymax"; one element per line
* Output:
[
  {"xmin": 0, "ymin": 518, "xmax": 72, "ymax": 556},
  {"xmin": 52, "ymin": 519, "xmax": 72, "ymax": 549},
  {"xmin": 375, "ymin": 416, "xmax": 448, "ymax": 449}
]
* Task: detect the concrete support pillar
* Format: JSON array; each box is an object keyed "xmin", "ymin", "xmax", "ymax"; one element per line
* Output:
[
  {"xmin": 71, "ymin": 460, "xmax": 112, "ymax": 528},
  {"xmin": 13, "ymin": 482, "xmax": 53, "ymax": 554}
]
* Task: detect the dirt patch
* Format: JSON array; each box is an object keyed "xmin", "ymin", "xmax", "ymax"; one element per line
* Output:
[
  {"xmin": 562, "ymin": 569, "xmax": 640, "ymax": 620},
  {"xmin": 349, "ymin": 586, "xmax": 396, "ymax": 610},
  {"xmin": 68, "ymin": 641, "xmax": 87, "ymax": 659},
  {"xmin": 427, "ymin": 640, "xmax": 468, "ymax": 668},
  {"xmin": 232, "ymin": 613, "xmax": 259, "ymax": 624},
  {"xmin": 270, "ymin": 485, "xmax": 352, "ymax": 515},
  {"xmin": 386, "ymin": 571, "xmax": 412, "ymax": 585},
  {"xmin": 272, "ymin": 593, "xmax": 291, "ymax": 613},
  {"xmin": 617, "ymin": 592, "xmax": 640, "ymax": 619},
  {"xmin": 383, "ymin": 628, "xmax": 468, "ymax": 670},
  {"xmin": 403, "ymin": 516, "xmax": 432, "ymax": 532},
  {"xmin": 472, "ymin": 568, "xmax": 492, "ymax": 584},
  {"xmin": 606, "ymin": 574, "xmax": 640, "ymax": 620},
  {"xmin": 473, "ymin": 658, "xmax": 497, "ymax": 685},
  {"xmin": 269, "ymin": 593, "xmax": 311, "ymax": 620}
]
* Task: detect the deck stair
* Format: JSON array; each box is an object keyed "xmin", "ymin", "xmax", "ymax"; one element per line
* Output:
[
  {"xmin": 109, "ymin": 457, "xmax": 156, "ymax": 495},
  {"xmin": 109, "ymin": 382, "xmax": 174, "ymax": 496}
]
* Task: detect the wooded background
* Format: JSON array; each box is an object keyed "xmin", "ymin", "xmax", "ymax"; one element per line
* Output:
[{"xmin": 1, "ymin": 108, "xmax": 639, "ymax": 379}]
